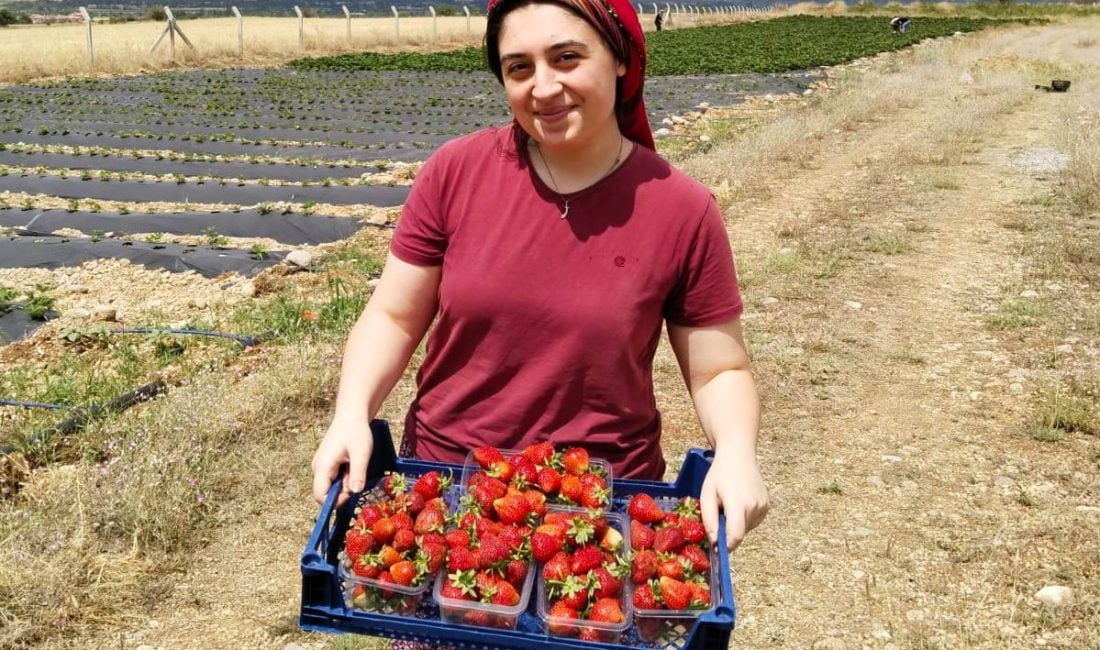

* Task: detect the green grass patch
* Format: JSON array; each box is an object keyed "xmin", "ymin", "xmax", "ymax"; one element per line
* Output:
[
  {"xmin": 233, "ymin": 277, "xmax": 366, "ymax": 343},
  {"xmin": 1032, "ymin": 386, "xmax": 1099, "ymax": 438},
  {"xmin": 288, "ymin": 16, "xmax": 1025, "ymax": 75},
  {"xmin": 863, "ymin": 234, "xmax": 911, "ymax": 255},
  {"xmin": 987, "ymin": 298, "xmax": 1049, "ymax": 330}
]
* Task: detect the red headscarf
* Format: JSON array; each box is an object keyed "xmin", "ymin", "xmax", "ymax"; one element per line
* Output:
[{"xmin": 486, "ymin": 0, "xmax": 655, "ymax": 151}]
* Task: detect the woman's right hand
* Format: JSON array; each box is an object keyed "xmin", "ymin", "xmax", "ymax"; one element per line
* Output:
[{"xmin": 311, "ymin": 416, "xmax": 374, "ymax": 505}]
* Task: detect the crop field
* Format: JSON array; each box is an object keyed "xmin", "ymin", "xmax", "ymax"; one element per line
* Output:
[{"xmin": 2, "ymin": 8, "xmax": 1099, "ymax": 650}]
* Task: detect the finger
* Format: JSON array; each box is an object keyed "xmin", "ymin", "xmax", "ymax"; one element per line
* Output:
[
  {"xmin": 699, "ymin": 479, "xmax": 720, "ymax": 546},
  {"xmin": 346, "ymin": 432, "xmax": 371, "ymax": 494},
  {"xmin": 312, "ymin": 451, "xmax": 340, "ymax": 504},
  {"xmin": 725, "ymin": 504, "xmax": 747, "ymax": 552}
]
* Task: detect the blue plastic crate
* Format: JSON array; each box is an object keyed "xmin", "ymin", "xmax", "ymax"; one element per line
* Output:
[{"xmin": 300, "ymin": 420, "xmax": 737, "ymax": 650}]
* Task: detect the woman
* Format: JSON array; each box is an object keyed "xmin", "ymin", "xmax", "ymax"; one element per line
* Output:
[{"xmin": 312, "ymin": 0, "xmax": 768, "ymax": 554}]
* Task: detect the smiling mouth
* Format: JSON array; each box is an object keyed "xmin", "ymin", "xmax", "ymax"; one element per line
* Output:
[{"xmin": 536, "ymin": 106, "xmax": 574, "ymax": 120}]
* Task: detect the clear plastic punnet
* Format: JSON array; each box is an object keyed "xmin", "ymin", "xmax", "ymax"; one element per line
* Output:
[
  {"xmin": 459, "ymin": 447, "xmax": 614, "ymax": 511},
  {"xmin": 432, "ymin": 563, "xmax": 536, "ymax": 630}
]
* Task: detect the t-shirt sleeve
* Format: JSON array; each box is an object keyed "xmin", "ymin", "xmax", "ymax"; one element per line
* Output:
[
  {"xmin": 391, "ymin": 150, "xmax": 448, "ymax": 267},
  {"xmin": 663, "ymin": 196, "xmax": 744, "ymax": 327}
]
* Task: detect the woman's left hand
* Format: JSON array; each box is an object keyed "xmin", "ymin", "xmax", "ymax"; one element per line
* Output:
[{"xmin": 699, "ymin": 451, "xmax": 769, "ymax": 552}]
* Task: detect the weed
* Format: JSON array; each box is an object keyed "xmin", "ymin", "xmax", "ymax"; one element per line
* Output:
[
  {"xmin": 863, "ymin": 234, "xmax": 911, "ymax": 255},
  {"xmin": 987, "ymin": 298, "xmax": 1049, "ymax": 330},
  {"xmin": 66, "ymin": 198, "xmax": 80, "ymax": 213},
  {"xmin": 146, "ymin": 232, "xmax": 165, "ymax": 244},
  {"xmin": 250, "ymin": 244, "xmax": 268, "ymax": 261},
  {"xmin": 90, "ymin": 229, "xmax": 105, "ymax": 243},
  {"xmin": 817, "ymin": 481, "xmax": 844, "ymax": 496},
  {"xmin": 202, "ymin": 227, "xmax": 229, "ymax": 249}
]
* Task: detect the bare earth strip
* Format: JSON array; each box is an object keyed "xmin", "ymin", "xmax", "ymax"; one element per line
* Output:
[{"xmin": 8, "ymin": 18, "xmax": 1099, "ymax": 650}]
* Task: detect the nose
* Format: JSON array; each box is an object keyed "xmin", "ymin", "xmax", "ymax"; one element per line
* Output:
[{"xmin": 531, "ymin": 62, "xmax": 562, "ymax": 102}]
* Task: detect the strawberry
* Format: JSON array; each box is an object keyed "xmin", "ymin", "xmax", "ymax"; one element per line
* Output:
[
  {"xmin": 658, "ymin": 576, "xmax": 692, "ymax": 610},
  {"xmin": 559, "ymin": 475, "xmax": 583, "ymax": 504},
  {"xmin": 633, "ymin": 582, "xmax": 658, "ymax": 609},
  {"xmin": 473, "ymin": 515, "xmax": 500, "ymax": 539},
  {"xmin": 491, "ymin": 580, "xmax": 520, "ymax": 606},
  {"xmin": 498, "ymin": 524, "xmax": 525, "ymax": 551},
  {"xmin": 543, "ymin": 551, "xmax": 571, "ymax": 582},
  {"xmin": 448, "ymin": 546, "xmax": 478, "ymax": 572},
  {"xmin": 473, "ymin": 446, "xmax": 504, "ymax": 469},
  {"xmin": 392, "ymin": 528, "xmax": 416, "ymax": 553},
  {"xmin": 569, "ymin": 545, "xmax": 602, "ymax": 576},
  {"xmin": 627, "ymin": 493, "xmax": 666, "ymax": 525},
  {"xmin": 589, "ymin": 597, "xmax": 625, "ymax": 624},
  {"xmin": 376, "ymin": 570, "xmax": 398, "ymax": 599},
  {"xmin": 445, "ymin": 528, "xmax": 470, "ymax": 550},
  {"xmin": 599, "ymin": 526, "xmax": 623, "ymax": 553},
  {"xmin": 345, "ymin": 525, "xmax": 375, "ymax": 562},
  {"xmin": 357, "ymin": 504, "xmax": 384, "ymax": 527},
  {"xmin": 381, "ymin": 472, "xmax": 407, "ymax": 497},
  {"xmin": 532, "ymin": 524, "xmax": 565, "ymax": 563},
  {"xmin": 580, "ymin": 483, "xmax": 610, "ymax": 509},
  {"xmin": 413, "ymin": 505, "xmax": 446, "ymax": 535},
  {"xmin": 547, "ymin": 600, "xmax": 579, "ymax": 635},
  {"xmin": 371, "ymin": 517, "xmax": 396, "ymax": 545},
  {"xmin": 630, "ymin": 549, "xmax": 659, "ymax": 585},
  {"xmin": 389, "ymin": 560, "xmax": 417, "ymax": 586},
  {"xmin": 390, "ymin": 511, "xmax": 413, "ymax": 531},
  {"xmin": 565, "ymin": 515, "xmax": 595, "ymax": 546},
  {"xmin": 561, "ymin": 447, "xmax": 589, "ymax": 476},
  {"xmin": 591, "ymin": 566, "xmax": 623, "ymax": 599},
  {"xmin": 504, "ymin": 559, "xmax": 528, "ymax": 587},
  {"xmin": 676, "ymin": 496, "xmax": 701, "ymax": 519},
  {"xmin": 511, "ymin": 458, "xmax": 539, "ymax": 487},
  {"xmin": 493, "ymin": 493, "xmax": 531, "ymax": 525},
  {"xmin": 441, "ymin": 576, "xmax": 471, "ymax": 600},
  {"xmin": 477, "ymin": 533, "xmax": 510, "ymax": 569},
  {"xmin": 475, "ymin": 570, "xmax": 499, "ymax": 598},
  {"xmin": 487, "ymin": 459, "xmax": 514, "ymax": 482},
  {"xmin": 420, "ymin": 542, "xmax": 447, "ymax": 573},
  {"xmin": 631, "ymin": 520, "xmax": 655, "ymax": 550},
  {"xmin": 657, "ymin": 556, "xmax": 686, "ymax": 580},
  {"xmin": 579, "ymin": 627, "xmax": 607, "ymax": 642},
  {"xmin": 463, "ymin": 610, "xmax": 491, "ymax": 626},
  {"xmin": 653, "ymin": 526, "xmax": 685, "ymax": 553},
  {"xmin": 536, "ymin": 467, "xmax": 562, "ymax": 495},
  {"xmin": 352, "ymin": 553, "xmax": 381, "ymax": 578},
  {"xmin": 554, "ymin": 574, "xmax": 590, "ymax": 610},
  {"xmin": 412, "ymin": 470, "xmax": 451, "ymax": 500},
  {"xmin": 521, "ymin": 441, "xmax": 554, "ymax": 466},
  {"xmin": 690, "ymin": 580, "xmax": 712, "ymax": 607},
  {"xmin": 680, "ymin": 545, "xmax": 710, "ymax": 574},
  {"xmin": 403, "ymin": 491, "xmax": 426, "ymax": 515},
  {"xmin": 523, "ymin": 489, "xmax": 548, "ymax": 517},
  {"xmin": 377, "ymin": 545, "xmax": 401, "ymax": 568},
  {"xmin": 681, "ymin": 517, "xmax": 707, "ymax": 545}
]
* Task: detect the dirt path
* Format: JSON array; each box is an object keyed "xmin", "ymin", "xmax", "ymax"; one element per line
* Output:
[{"xmin": 80, "ymin": 21, "xmax": 1099, "ymax": 650}]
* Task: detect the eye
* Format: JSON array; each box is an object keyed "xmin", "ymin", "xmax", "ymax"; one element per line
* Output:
[
  {"xmin": 557, "ymin": 52, "xmax": 580, "ymax": 63},
  {"xmin": 506, "ymin": 62, "xmax": 529, "ymax": 75}
]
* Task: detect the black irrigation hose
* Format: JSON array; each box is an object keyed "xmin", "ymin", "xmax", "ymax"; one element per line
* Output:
[
  {"xmin": 0, "ymin": 398, "xmax": 67, "ymax": 410},
  {"xmin": 0, "ymin": 380, "xmax": 168, "ymax": 456},
  {"xmin": 111, "ymin": 327, "xmax": 260, "ymax": 348}
]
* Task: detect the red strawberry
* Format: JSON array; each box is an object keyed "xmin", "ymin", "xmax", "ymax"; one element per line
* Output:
[
  {"xmin": 523, "ymin": 489, "xmax": 548, "ymax": 517},
  {"xmin": 420, "ymin": 542, "xmax": 447, "ymax": 573},
  {"xmin": 393, "ymin": 528, "xmax": 416, "ymax": 553},
  {"xmin": 358, "ymin": 504, "xmax": 384, "ymax": 527},
  {"xmin": 421, "ymin": 531, "xmax": 447, "ymax": 547},
  {"xmin": 579, "ymin": 627, "xmax": 605, "ymax": 642},
  {"xmin": 381, "ymin": 472, "xmax": 407, "ymax": 497},
  {"xmin": 413, "ymin": 471, "xmax": 452, "ymax": 500},
  {"xmin": 376, "ymin": 570, "xmax": 398, "ymax": 598},
  {"xmin": 676, "ymin": 496, "xmax": 701, "ymax": 518},
  {"xmin": 591, "ymin": 566, "xmax": 623, "ymax": 599},
  {"xmin": 532, "ymin": 524, "xmax": 565, "ymax": 563},
  {"xmin": 559, "ymin": 475, "xmax": 583, "ymax": 504},
  {"xmin": 371, "ymin": 517, "xmax": 396, "ymax": 545},
  {"xmin": 402, "ymin": 491, "xmax": 426, "ymax": 515},
  {"xmin": 478, "ymin": 533, "xmax": 510, "ymax": 569},
  {"xmin": 473, "ymin": 446, "xmax": 504, "ymax": 469},
  {"xmin": 377, "ymin": 545, "xmax": 401, "ymax": 568},
  {"xmin": 493, "ymin": 494, "xmax": 531, "ymax": 525},
  {"xmin": 657, "ymin": 557, "xmax": 686, "ymax": 580},
  {"xmin": 681, "ymin": 518, "xmax": 707, "ymax": 545},
  {"xmin": 474, "ymin": 570, "xmax": 498, "ymax": 598},
  {"xmin": 581, "ymin": 483, "xmax": 610, "ymax": 509},
  {"xmin": 441, "ymin": 576, "xmax": 472, "ymax": 600},
  {"xmin": 680, "ymin": 545, "xmax": 710, "ymax": 574},
  {"xmin": 536, "ymin": 467, "xmax": 562, "ymax": 494},
  {"xmin": 547, "ymin": 600, "xmax": 579, "ymax": 635},
  {"xmin": 633, "ymin": 582, "xmax": 658, "ymax": 609},
  {"xmin": 630, "ymin": 549, "xmax": 659, "ymax": 585},
  {"xmin": 345, "ymin": 525, "xmax": 375, "ymax": 562},
  {"xmin": 565, "ymin": 515, "xmax": 596, "ymax": 546},
  {"xmin": 487, "ymin": 459, "xmax": 514, "ymax": 482},
  {"xmin": 562, "ymin": 447, "xmax": 589, "ymax": 476},
  {"xmin": 521, "ymin": 441, "xmax": 554, "ymax": 466},
  {"xmin": 413, "ymin": 506, "xmax": 446, "ymax": 535},
  {"xmin": 491, "ymin": 580, "xmax": 521, "ymax": 606},
  {"xmin": 504, "ymin": 559, "xmax": 528, "ymax": 587},
  {"xmin": 498, "ymin": 524, "xmax": 525, "ymax": 551},
  {"xmin": 473, "ymin": 515, "xmax": 501, "ymax": 539},
  {"xmin": 690, "ymin": 580, "xmax": 712, "ymax": 607},
  {"xmin": 598, "ymin": 527, "xmax": 623, "ymax": 553},
  {"xmin": 445, "ymin": 528, "xmax": 470, "ymax": 550},
  {"xmin": 447, "ymin": 546, "xmax": 478, "ymax": 572},
  {"xmin": 463, "ymin": 610, "xmax": 491, "ymax": 626},
  {"xmin": 543, "ymin": 551, "xmax": 571, "ymax": 582},
  {"xmin": 627, "ymin": 493, "xmax": 666, "ymax": 525},
  {"xmin": 589, "ymin": 597, "xmax": 625, "ymax": 624},
  {"xmin": 631, "ymin": 520, "xmax": 655, "ymax": 550},
  {"xmin": 653, "ymin": 527, "xmax": 685, "ymax": 553},
  {"xmin": 511, "ymin": 458, "xmax": 539, "ymax": 487},
  {"xmin": 352, "ymin": 553, "xmax": 381, "ymax": 578},
  {"xmin": 389, "ymin": 560, "xmax": 417, "ymax": 586},
  {"xmin": 658, "ymin": 576, "xmax": 692, "ymax": 610},
  {"xmin": 569, "ymin": 545, "xmax": 602, "ymax": 576},
  {"xmin": 556, "ymin": 575, "xmax": 590, "ymax": 610},
  {"xmin": 391, "ymin": 511, "xmax": 413, "ymax": 531}
]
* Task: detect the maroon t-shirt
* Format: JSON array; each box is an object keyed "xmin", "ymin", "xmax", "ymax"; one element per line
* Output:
[{"xmin": 390, "ymin": 126, "xmax": 742, "ymax": 480}]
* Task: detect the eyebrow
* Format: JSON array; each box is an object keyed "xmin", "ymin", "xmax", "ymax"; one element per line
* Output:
[{"xmin": 500, "ymin": 40, "xmax": 589, "ymax": 64}]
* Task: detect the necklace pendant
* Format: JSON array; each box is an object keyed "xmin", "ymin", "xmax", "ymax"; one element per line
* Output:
[{"xmin": 560, "ymin": 201, "xmax": 570, "ymax": 219}]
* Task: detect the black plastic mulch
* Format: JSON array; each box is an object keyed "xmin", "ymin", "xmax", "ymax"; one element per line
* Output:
[
  {"xmin": 0, "ymin": 150, "xmax": 370, "ymax": 181},
  {"xmin": 0, "ymin": 234, "xmax": 284, "ymax": 277},
  {"xmin": 0, "ymin": 308, "xmax": 55, "ymax": 345},
  {"xmin": 0, "ymin": 174, "xmax": 410, "ymax": 207},
  {"xmin": 0, "ymin": 209, "xmax": 367, "ymax": 245}
]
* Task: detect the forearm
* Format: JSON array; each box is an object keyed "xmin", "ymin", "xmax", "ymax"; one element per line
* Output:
[
  {"xmin": 331, "ymin": 306, "xmax": 428, "ymax": 424},
  {"xmin": 689, "ymin": 367, "xmax": 760, "ymax": 460}
]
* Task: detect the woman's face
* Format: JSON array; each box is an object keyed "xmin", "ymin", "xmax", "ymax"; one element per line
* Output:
[{"xmin": 497, "ymin": 3, "xmax": 626, "ymax": 154}]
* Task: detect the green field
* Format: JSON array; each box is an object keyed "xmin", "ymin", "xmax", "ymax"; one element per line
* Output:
[{"xmin": 288, "ymin": 15, "xmax": 1031, "ymax": 75}]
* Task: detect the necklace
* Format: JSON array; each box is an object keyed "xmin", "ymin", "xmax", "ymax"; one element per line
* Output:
[{"xmin": 535, "ymin": 135, "xmax": 626, "ymax": 219}]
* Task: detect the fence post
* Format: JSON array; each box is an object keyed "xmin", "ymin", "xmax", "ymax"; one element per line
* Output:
[
  {"xmin": 231, "ymin": 6, "xmax": 243, "ymax": 56},
  {"xmin": 429, "ymin": 5, "xmax": 437, "ymax": 41},
  {"xmin": 391, "ymin": 5, "xmax": 400, "ymax": 39},
  {"xmin": 342, "ymin": 5, "xmax": 351, "ymax": 40},
  {"xmin": 78, "ymin": 7, "xmax": 93, "ymax": 63},
  {"xmin": 463, "ymin": 5, "xmax": 471, "ymax": 34},
  {"xmin": 293, "ymin": 5, "xmax": 304, "ymax": 51}
]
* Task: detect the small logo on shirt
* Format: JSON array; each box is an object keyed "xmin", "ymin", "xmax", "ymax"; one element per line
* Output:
[{"xmin": 614, "ymin": 256, "xmax": 626, "ymax": 268}]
